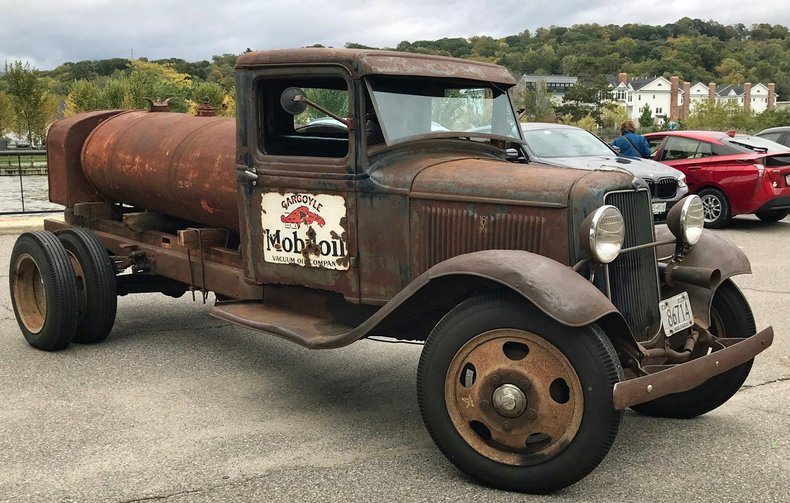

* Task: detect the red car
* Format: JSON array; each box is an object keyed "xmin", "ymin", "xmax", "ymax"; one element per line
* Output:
[{"xmin": 645, "ymin": 131, "xmax": 790, "ymax": 228}]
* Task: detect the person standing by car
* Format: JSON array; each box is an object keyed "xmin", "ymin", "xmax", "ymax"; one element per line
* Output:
[{"xmin": 612, "ymin": 120, "xmax": 651, "ymax": 159}]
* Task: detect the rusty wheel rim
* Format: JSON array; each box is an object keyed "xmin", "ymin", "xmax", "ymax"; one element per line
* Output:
[
  {"xmin": 12, "ymin": 253, "xmax": 47, "ymax": 333},
  {"xmin": 445, "ymin": 329, "xmax": 584, "ymax": 466}
]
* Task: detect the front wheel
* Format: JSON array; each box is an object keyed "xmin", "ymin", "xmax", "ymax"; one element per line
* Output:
[
  {"xmin": 755, "ymin": 209, "xmax": 788, "ymax": 223},
  {"xmin": 417, "ymin": 294, "xmax": 623, "ymax": 493},
  {"xmin": 631, "ymin": 280, "xmax": 755, "ymax": 419}
]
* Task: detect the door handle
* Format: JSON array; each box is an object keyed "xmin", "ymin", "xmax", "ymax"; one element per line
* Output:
[{"xmin": 687, "ymin": 166, "xmax": 701, "ymax": 170}]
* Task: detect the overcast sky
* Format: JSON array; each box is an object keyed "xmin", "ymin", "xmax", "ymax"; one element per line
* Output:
[{"xmin": 2, "ymin": 0, "xmax": 789, "ymax": 70}]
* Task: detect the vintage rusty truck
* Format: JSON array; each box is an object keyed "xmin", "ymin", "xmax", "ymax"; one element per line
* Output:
[{"xmin": 9, "ymin": 49, "xmax": 774, "ymax": 493}]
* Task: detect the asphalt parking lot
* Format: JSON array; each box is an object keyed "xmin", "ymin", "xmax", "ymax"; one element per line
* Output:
[{"xmin": 0, "ymin": 216, "xmax": 788, "ymax": 503}]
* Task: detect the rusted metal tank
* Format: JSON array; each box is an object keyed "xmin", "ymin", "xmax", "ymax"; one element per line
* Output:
[{"xmin": 81, "ymin": 111, "xmax": 239, "ymax": 230}]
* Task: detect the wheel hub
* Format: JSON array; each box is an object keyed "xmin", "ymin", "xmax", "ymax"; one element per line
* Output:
[
  {"xmin": 701, "ymin": 194, "xmax": 721, "ymax": 222},
  {"xmin": 492, "ymin": 384, "xmax": 527, "ymax": 418}
]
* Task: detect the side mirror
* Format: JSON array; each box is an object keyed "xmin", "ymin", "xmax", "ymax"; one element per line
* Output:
[
  {"xmin": 280, "ymin": 87, "xmax": 308, "ymax": 115},
  {"xmin": 611, "ymin": 145, "xmax": 621, "ymax": 154},
  {"xmin": 279, "ymin": 87, "xmax": 352, "ymax": 129}
]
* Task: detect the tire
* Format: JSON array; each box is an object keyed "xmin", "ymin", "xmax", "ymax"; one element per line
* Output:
[
  {"xmin": 698, "ymin": 188, "xmax": 731, "ymax": 228},
  {"xmin": 57, "ymin": 228, "xmax": 117, "ymax": 344},
  {"xmin": 755, "ymin": 209, "xmax": 788, "ymax": 223},
  {"xmin": 9, "ymin": 231, "xmax": 79, "ymax": 351},
  {"xmin": 417, "ymin": 294, "xmax": 623, "ymax": 493},
  {"xmin": 631, "ymin": 280, "xmax": 755, "ymax": 419}
]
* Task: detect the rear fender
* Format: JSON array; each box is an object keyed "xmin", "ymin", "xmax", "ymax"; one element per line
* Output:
[{"xmin": 655, "ymin": 224, "xmax": 750, "ymax": 329}]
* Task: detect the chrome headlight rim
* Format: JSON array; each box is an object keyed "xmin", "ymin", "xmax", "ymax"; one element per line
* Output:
[
  {"xmin": 667, "ymin": 195, "xmax": 704, "ymax": 247},
  {"xmin": 582, "ymin": 205, "xmax": 625, "ymax": 264}
]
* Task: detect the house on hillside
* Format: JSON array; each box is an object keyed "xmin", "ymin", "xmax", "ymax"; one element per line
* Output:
[
  {"xmin": 716, "ymin": 83, "xmax": 771, "ymax": 113},
  {"xmin": 607, "ymin": 74, "xmax": 777, "ymax": 125},
  {"xmin": 607, "ymin": 73, "xmax": 673, "ymax": 125}
]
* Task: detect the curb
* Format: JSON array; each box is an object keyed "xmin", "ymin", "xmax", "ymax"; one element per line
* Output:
[{"xmin": 0, "ymin": 215, "xmax": 63, "ymax": 236}]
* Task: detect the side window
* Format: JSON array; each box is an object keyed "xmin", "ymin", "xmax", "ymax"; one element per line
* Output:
[
  {"xmin": 663, "ymin": 137, "xmax": 704, "ymax": 161},
  {"xmin": 647, "ymin": 137, "xmax": 664, "ymax": 157},
  {"xmin": 259, "ymin": 76, "xmax": 350, "ymax": 158}
]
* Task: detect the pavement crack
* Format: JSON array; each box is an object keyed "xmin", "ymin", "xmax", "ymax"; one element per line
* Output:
[
  {"xmin": 117, "ymin": 487, "xmax": 205, "ymax": 502},
  {"xmin": 740, "ymin": 376, "xmax": 790, "ymax": 390},
  {"xmin": 741, "ymin": 286, "xmax": 790, "ymax": 295}
]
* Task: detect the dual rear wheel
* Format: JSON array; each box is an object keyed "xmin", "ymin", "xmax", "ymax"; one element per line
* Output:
[{"xmin": 9, "ymin": 229, "xmax": 117, "ymax": 351}]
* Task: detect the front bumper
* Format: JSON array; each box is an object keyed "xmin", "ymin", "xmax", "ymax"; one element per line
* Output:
[{"xmin": 612, "ymin": 326, "xmax": 774, "ymax": 409}]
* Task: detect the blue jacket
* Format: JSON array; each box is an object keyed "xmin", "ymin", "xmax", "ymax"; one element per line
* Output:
[{"xmin": 612, "ymin": 131, "xmax": 651, "ymax": 159}]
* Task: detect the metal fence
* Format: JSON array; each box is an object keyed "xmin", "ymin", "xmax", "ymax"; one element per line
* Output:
[{"xmin": 0, "ymin": 149, "xmax": 62, "ymax": 215}]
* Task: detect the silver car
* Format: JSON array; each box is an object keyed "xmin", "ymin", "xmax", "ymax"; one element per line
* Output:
[{"xmin": 521, "ymin": 123, "xmax": 688, "ymax": 222}]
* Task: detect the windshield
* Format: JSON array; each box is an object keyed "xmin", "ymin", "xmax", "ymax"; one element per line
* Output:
[
  {"xmin": 522, "ymin": 128, "xmax": 614, "ymax": 158},
  {"xmin": 367, "ymin": 76, "xmax": 521, "ymax": 145},
  {"xmin": 726, "ymin": 135, "xmax": 790, "ymax": 153}
]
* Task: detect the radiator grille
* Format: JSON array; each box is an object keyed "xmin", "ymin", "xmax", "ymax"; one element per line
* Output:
[
  {"xmin": 605, "ymin": 190, "xmax": 662, "ymax": 342},
  {"xmin": 644, "ymin": 178, "xmax": 678, "ymax": 199},
  {"xmin": 416, "ymin": 206, "xmax": 544, "ymax": 272}
]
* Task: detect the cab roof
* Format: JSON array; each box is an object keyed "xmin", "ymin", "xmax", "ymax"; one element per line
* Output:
[{"xmin": 235, "ymin": 48, "xmax": 516, "ymax": 85}]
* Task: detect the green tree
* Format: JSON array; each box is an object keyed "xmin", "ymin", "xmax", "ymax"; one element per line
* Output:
[
  {"xmin": 638, "ymin": 104, "xmax": 654, "ymax": 129},
  {"xmin": 3, "ymin": 61, "xmax": 55, "ymax": 144},
  {"xmin": 0, "ymin": 91, "xmax": 14, "ymax": 138},
  {"xmin": 684, "ymin": 100, "xmax": 755, "ymax": 131},
  {"xmin": 521, "ymin": 80, "xmax": 555, "ymax": 121}
]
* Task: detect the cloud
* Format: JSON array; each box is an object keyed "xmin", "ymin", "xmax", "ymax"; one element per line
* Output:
[{"xmin": 1, "ymin": 0, "xmax": 787, "ymax": 70}]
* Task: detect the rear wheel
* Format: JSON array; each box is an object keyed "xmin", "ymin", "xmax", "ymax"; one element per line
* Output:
[
  {"xmin": 9, "ymin": 231, "xmax": 79, "ymax": 351},
  {"xmin": 755, "ymin": 209, "xmax": 788, "ymax": 223},
  {"xmin": 631, "ymin": 280, "xmax": 755, "ymax": 419},
  {"xmin": 417, "ymin": 294, "xmax": 623, "ymax": 493},
  {"xmin": 57, "ymin": 228, "xmax": 117, "ymax": 343},
  {"xmin": 698, "ymin": 188, "xmax": 731, "ymax": 228}
]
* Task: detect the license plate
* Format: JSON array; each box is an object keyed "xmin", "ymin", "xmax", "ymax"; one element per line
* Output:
[
  {"xmin": 660, "ymin": 292, "xmax": 694, "ymax": 336},
  {"xmin": 652, "ymin": 202, "xmax": 667, "ymax": 215}
]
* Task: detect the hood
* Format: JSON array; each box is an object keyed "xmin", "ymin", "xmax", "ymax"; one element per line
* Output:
[
  {"xmin": 410, "ymin": 157, "xmax": 636, "ymax": 207},
  {"xmin": 541, "ymin": 155, "xmax": 683, "ymax": 180}
]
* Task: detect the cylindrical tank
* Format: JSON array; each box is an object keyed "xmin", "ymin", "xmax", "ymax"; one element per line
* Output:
[{"xmin": 81, "ymin": 111, "xmax": 239, "ymax": 230}]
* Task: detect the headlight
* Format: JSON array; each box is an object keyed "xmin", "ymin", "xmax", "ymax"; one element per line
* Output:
[
  {"xmin": 677, "ymin": 173, "xmax": 687, "ymax": 188},
  {"xmin": 667, "ymin": 195, "xmax": 704, "ymax": 246},
  {"xmin": 580, "ymin": 205, "xmax": 625, "ymax": 264}
]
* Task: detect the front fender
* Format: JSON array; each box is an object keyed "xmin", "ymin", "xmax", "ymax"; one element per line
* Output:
[
  {"xmin": 655, "ymin": 225, "xmax": 751, "ymax": 328},
  {"xmin": 427, "ymin": 249, "xmax": 620, "ymax": 327}
]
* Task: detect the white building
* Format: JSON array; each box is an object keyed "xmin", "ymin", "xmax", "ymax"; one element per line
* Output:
[
  {"xmin": 607, "ymin": 74, "xmax": 673, "ymax": 124},
  {"xmin": 607, "ymin": 74, "xmax": 778, "ymax": 124}
]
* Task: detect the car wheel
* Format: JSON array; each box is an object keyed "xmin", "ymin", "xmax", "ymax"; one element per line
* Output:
[
  {"xmin": 698, "ymin": 188, "xmax": 731, "ymax": 228},
  {"xmin": 631, "ymin": 280, "xmax": 755, "ymax": 419},
  {"xmin": 57, "ymin": 228, "xmax": 118, "ymax": 343},
  {"xmin": 9, "ymin": 231, "xmax": 79, "ymax": 351},
  {"xmin": 755, "ymin": 209, "xmax": 788, "ymax": 223},
  {"xmin": 417, "ymin": 294, "xmax": 623, "ymax": 493}
]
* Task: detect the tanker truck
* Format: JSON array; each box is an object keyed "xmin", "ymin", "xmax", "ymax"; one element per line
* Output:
[{"xmin": 8, "ymin": 49, "xmax": 773, "ymax": 493}]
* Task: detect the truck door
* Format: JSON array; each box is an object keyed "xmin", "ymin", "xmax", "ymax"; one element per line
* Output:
[{"xmin": 236, "ymin": 68, "xmax": 360, "ymax": 301}]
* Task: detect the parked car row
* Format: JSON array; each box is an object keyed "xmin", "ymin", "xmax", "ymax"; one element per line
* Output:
[
  {"xmin": 520, "ymin": 123, "xmax": 688, "ymax": 222},
  {"xmin": 644, "ymin": 130, "xmax": 790, "ymax": 228}
]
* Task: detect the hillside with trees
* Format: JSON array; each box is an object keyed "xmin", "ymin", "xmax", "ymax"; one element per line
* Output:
[{"xmin": 1, "ymin": 18, "xmax": 789, "ymax": 145}]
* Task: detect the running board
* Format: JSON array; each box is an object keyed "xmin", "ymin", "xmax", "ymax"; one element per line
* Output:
[{"xmin": 209, "ymin": 300, "xmax": 355, "ymax": 349}]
